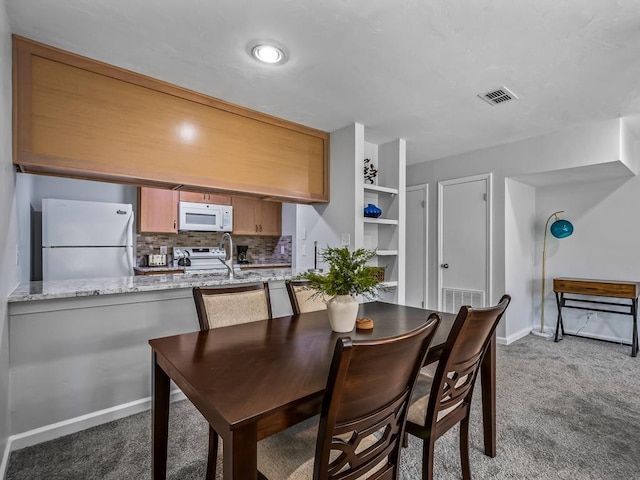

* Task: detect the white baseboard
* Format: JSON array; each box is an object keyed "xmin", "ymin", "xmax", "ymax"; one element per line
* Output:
[
  {"xmin": 7, "ymin": 389, "xmax": 186, "ymax": 454},
  {"xmin": 0, "ymin": 438, "xmax": 10, "ymax": 480},
  {"xmin": 497, "ymin": 326, "xmax": 533, "ymax": 345}
]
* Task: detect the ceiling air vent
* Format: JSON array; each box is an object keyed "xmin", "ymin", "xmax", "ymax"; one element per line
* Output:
[{"xmin": 478, "ymin": 86, "xmax": 518, "ymax": 106}]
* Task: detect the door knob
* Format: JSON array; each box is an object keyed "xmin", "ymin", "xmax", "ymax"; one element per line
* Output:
[{"xmin": 441, "ymin": 263, "xmax": 449, "ymax": 269}]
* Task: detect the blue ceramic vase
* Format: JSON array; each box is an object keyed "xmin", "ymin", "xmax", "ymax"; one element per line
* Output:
[{"xmin": 364, "ymin": 203, "xmax": 382, "ymax": 218}]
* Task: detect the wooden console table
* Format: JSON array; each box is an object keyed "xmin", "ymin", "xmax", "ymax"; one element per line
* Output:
[{"xmin": 553, "ymin": 277, "xmax": 639, "ymax": 357}]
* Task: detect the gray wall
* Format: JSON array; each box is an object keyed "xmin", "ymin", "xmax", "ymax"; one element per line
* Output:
[
  {"xmin": 535, "ymin": 176, "xmax": 640, "ymax": 342},
  {"xmin": 9, "ymin": 290, "xmax": 199, "ymax": 437},
  {"xmin": 0, "ymin": 0, "xmax": 18, "ymax": 469},
  {"xmin": 407, "ymin": 116, "xmax": 640, "ymax": 343}
]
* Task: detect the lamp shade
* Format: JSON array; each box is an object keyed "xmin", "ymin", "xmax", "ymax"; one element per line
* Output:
[{"xmin": 550, "ymin": 219, "xmax": 573, "ymax": 239}]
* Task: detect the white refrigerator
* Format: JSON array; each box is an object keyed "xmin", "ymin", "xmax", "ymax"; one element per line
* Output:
[{"xmin": 42, "ymin": 198, "xmax": 135, "ymax": 280}]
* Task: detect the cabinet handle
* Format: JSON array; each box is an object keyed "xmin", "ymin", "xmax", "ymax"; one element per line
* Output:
[{"xmin": 173, "ymin": 220, "xmax": 176, "ymax": 229}]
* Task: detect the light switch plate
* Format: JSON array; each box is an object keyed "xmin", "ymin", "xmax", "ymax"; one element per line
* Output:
[
  {"xmin": 159, "ymin": 246, "xmax": 168, "ymax": 255},
  {"xmin": 341, "ymin": 234, "xmax": 350, "ymax": 246},
  {"xmin": 301, "ymin": 244, "xmax": 306, "ymax": 256}
]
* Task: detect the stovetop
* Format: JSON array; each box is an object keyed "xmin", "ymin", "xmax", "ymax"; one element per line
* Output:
[{"xmin": 174, "ymin": 246, "xmax": 228, "ymax": 272}]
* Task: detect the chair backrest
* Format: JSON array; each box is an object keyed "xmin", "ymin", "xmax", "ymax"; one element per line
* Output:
[
  {"xmin": 427, "ymin": 294, "xmax": 510, "ymax": 437},
  {"xmin": 314, "ymin": 313, "xmax": 441, "ymax": 480},
  {"xmin": 286, "ymin": 280, "xmax": 329, "ymax": 314},
  {"xmin": 192, "ymin": 283, "xmax": 272, "ymax": 330}
]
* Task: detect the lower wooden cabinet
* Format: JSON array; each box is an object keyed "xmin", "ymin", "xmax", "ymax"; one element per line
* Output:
[
  {"xmin": 232, "ymin": 196, "xmax": 282, "ymax": 236},
  {"xmin": 138, "ymin": 187, "xmax": 178, "ymax": 233}
]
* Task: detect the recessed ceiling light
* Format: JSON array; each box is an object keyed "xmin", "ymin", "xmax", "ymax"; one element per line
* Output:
[{"xmin": 251, "ymin": 44, "xmax": 285, "ymax": 65}]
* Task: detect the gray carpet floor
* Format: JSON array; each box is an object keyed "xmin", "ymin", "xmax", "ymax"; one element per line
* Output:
[{"xmin": 6, "ymin": 334, "xmax": 640, "ymax": 479}]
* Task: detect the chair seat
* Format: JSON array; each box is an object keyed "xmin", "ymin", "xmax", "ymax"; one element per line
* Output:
[
  {"xmin": 407, "ymin": 373, "xmax": 435, "ymax": 426},
  {"xmin": 257, "ymin": 416, "xmax": 320, "ymax": 479},
  {"xmin": 257, "ymin": 416, "xmax": 385, "ymax": 479},
  {"xmin": 407, "ymin": 370, "xmax": 465, "ymax": 426}
]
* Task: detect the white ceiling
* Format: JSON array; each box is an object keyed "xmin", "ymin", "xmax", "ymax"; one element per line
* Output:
[{"xmin": 7, "ymin": 0, "xmax": 640, "ymax": 165}]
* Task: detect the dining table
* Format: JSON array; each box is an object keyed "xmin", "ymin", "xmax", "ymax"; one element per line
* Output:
[{"xmin": 149, "ymin": 301, "xmax": 498, "ymax": 480}]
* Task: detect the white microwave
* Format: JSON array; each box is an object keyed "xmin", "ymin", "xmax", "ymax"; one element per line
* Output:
[{"xmin": 178, "ymin": 201, "xmax": 233, "ymax": 232}]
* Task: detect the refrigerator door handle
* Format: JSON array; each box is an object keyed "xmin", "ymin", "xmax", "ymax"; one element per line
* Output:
[{"xmin": 126, "ymin": 210, "xmax": 135, "ymax": 274}]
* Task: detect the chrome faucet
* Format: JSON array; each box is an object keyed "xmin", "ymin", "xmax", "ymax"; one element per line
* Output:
[{"xmin": 219, "ymin": 232, "xmax": 234, "ymax": 278}]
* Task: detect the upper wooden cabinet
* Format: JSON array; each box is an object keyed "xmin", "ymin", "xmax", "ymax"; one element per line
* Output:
[
  {"xmin": 179, "ymin": 191, "xmax": 231, "ymax": 205},
  {"xmin": 13, "ymin": 36, "xmax": 329, "ymax": 203},
  {"xmin": 138, "ymin": 187, "xmax": 178, "ymax": 234},
  {"xmin": 232, "ymin": 196, "xmax": 282, "ymax": 236}
]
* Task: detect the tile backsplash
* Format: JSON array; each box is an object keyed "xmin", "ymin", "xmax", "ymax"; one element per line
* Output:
[{"xmin": 136, "ymin": 233, "xmax": 292, "ymax": 266}]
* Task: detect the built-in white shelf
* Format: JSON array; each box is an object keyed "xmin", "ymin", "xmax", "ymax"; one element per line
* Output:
[
  {"xmin": 364, "ymin": 184, "xmax": 398, "ymax": 195},
  {"xmin": 363, "ymin": 218, "xmax": 398, "ymax": 225},
  {"xmin": 380, "ymin": 281, "xmax": 398, "ymax": 288},
  {"xmin": 376, "ymin": 250, "xmax": 398, "ymax": 256}
]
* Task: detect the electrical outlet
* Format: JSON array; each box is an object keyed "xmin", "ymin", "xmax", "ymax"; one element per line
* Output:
[
  {"xmin": 586, "ymin": 311, "xmax": 596, "ymax": 320},
  {"xmin": 280, "ymin": 245, "xmax": 285, "ymax": 254},
  {"xmin": 159, "ymin": 245, "xmax": 168, "ymax": 255},
  {"xmin": 301, "ymin": 228, "xmax": 307, "ymax": 240},
  {"xmin": 341, "ymin": 234, "xmax": 350, "ymax": 246}
]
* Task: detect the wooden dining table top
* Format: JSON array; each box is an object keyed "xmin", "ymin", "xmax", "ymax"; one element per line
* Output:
[{"xmin": 149, "ymin": 301, "xmax": 456, "ymax": 434}]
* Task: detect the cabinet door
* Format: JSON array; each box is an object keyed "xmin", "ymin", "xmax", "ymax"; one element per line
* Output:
[
  {"xmin": 138, "ymin": 188, "xmax": 178, "ymax": 233},
  {"xmin": 232, "ymin": 196, "xmax": 259, "ymax": 235},
  {"xmin": 179, "ymin": 191, "xmax": 231, "ymax": 205},
  {"xmin": 14, "ymin": 37, "xmax": 329, "ymax": 203},
  {"xmin": 258, "ymin": 201, "xmax": 282, "ymax": 236}
]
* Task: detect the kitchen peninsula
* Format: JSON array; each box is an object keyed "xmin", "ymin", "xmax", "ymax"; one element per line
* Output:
[
  {"xmin": 7, "ymin": 268, "xmax": 297, "ymax": 449},
  {"xmin": 8, "ymin": 268, "xmax": 296, "ymax": 302}
]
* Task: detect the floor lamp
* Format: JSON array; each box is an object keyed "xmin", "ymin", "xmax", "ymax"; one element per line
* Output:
[{"xmin": 539, "ymin": 211, "xmax": 574, "ymax": 336}]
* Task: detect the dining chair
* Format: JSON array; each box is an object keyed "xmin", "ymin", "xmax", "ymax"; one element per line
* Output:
[
  {"xmin": 286, "ymin": 280, "xmax": 329, "ymax": 314},
  {"xmin": 193, "ymin": 283, "xmax": 272, "ymax": 330},
  {"xmin": 405, "ymin": 294, "xmax": 511, "ymax": 480},
  {"xmin": 256, "ymin": 312, "xmax": 441, "ymax": 480},
  {"xmin": 192, "ymin": 283, "xmax": 273, "ymax": 480}
]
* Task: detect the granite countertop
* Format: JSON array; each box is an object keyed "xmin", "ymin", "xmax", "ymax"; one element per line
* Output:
[
  {"xmin": 8, "ymin": 268, "xmax": 301, "ymax": 303},
  {"xmin": 133, "ymin": 265, "xmax": 185, "ymax": 273},
  {"xmin": 239, "ymin": 263, "xmax": 292, "ymax": 269},
  {"xmin": 134, "ymin": 263, "xmax": 291, "ymax": 273}
]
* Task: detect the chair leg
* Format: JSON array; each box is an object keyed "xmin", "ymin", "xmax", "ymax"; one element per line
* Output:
[
  {"xmin": 422, "ymin": 438, "xmax": 435, "ymax": 480},
  {"xmin": 206, "ymin": 426, "xmax": 218, "ymax": 480},
  {"xmin": 460, "ymin": 417, "xmax": 471, "ymax": 480}
]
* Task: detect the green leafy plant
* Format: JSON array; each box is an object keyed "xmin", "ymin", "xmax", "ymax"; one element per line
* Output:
[{"xmin": 296, "ymin": 246, "xmax": 381, "ymax": 297}]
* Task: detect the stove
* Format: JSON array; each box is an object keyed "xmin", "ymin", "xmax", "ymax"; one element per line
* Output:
[{"xmin": 173, "ymin": 246, "xmax": 239, "ymax": 274}]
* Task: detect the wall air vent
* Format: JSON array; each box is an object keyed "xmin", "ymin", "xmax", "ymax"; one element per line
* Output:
[
  {"xmin": 443, "ymin": 288, "xmax": 485, "ymax": 314},
  {"xmin": 478, "ymin": 86, "xmax": 519, "ymax": 106}
]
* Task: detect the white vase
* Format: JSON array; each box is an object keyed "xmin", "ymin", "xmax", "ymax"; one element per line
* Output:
[{"xmin": 327, "ymin": 295, "xmax": 359, "ymax": 333}]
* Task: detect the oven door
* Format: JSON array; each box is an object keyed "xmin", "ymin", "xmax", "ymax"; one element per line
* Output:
[{"xmin": 178, "ymin": 201, "xmax": 232, "ymax": 232}]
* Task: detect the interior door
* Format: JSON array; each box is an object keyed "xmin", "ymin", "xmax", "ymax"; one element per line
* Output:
[
  {"xmin": 438, "ymin": 174, "xmax": 491, "ymax": 312},
  {"xmin": 406, "ymin": 185, "xmax": 427, "ymax": 308}
]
